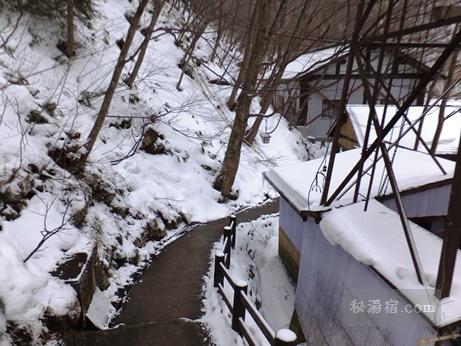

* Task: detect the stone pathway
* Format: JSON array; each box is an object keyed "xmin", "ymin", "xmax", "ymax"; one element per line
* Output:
[{"xmin": 63, "ymin": 199, "xmax": 279, "ymax": 346}]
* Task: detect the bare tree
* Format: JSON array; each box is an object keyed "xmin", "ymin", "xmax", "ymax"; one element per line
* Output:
[
  {"xmin": 245, "ymin": 0, "xmax": 327, "ymax": 143},
  {"xmin": 225, "ymin": 7, "xmax": 257, "ymax": 111},
  {"xmin": 176, "ymin": 1, "xmax": 225, "ymax": 91},
  {"xmin": 65, "ymin": 0, "xmax": 75, "ymax": 58},
  {"xmin": 176, "ymin": 19, "xmax": 208, "ymax": 90},
  {"xmin": 75, "ymin": 0, "xmax": 150, "ymax": 169},
  {"xmin": 213, "ymin": 0, "xmax": 269, "ymax": 197},
  {"xmin": 126, "ymin": 0, "xmax": 165, "ymax": 89}
]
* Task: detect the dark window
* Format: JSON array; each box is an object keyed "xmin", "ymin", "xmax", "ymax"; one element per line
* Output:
[
  {"xmin": 335, "ymin": 58, "xmax": 347, "ymax": 75},
  {"xmin": 322, "ymin": 99, "xmax": 340, "ymax": 118}
]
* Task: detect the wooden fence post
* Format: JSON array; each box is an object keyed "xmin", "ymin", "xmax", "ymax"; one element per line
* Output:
[
  {"xmin": 230, "ymin": 214, "xmax": 237, "ymax": 249},
  {"xmin": 224, "ymin": 226, "xmax": 232, "ymax": 268},
  {"xmin": 214, "ymin": 252, "xmax": 225, "ymax": 287},
  {"xmin": 231, "ymin": 281, "xmax": 248, "ymax": 334},
  {"xmin": 274, "ymin": 329, "xmax": 297, "ymax": 346}
]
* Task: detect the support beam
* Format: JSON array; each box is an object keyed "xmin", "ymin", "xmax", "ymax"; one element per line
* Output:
[
  {"xmin": 354, "ymin": 49, "xmax": 447, "ymax": 175},
  {"xmin": 435, "ymin": 134, "xmax": 461, "ymax": 298},
  {"xmin": 324, "ymin": 27, "xmax": 461, "ymax": 207},
  {"xmin": 371, "ymin": 15, "xmax": 461, "ymax": 41},
  {"xmin": 320, "ymin": 0, "xmax": 374, "ymax": 205},
  {"xmin": 354, "ymin": 48, "xmax": 425, "ymax": 284}
]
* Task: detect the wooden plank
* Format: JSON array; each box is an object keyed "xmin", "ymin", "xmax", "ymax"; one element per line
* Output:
[
  {"xmin": 278, "ymin": 227, "xmax": 300, "ymax": 282},
  {"xmin": 241, "ymin": 291, "xmax": 275, "ymax": 343},
  {"xmin": 219, "ymin": 262, "xmax": 237, "ymax": 290},
  {"xmin": 217, "ymin": 283, "xmax": 233, "ymax": 313},
  {"xmin": 239, "ymin": 318, "xmax": 258, "ymax": 346},
  {"xmin": 436, "ymin": 134, "xmax": 461, "ymax": 298}
]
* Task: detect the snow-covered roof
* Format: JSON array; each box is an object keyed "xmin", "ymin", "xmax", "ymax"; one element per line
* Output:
[
  {"xmin": 346, "ymin": 105, "xmax": 461, "ymax": 155},
  {"xmin": 283, "ymin": 46, "xmax": 348, "ymax": 80},
  {"xmin": 320, "ymin": 199, "xmax": 461, "ymax": 327},
  {"xmin": 264, "ymin": 148, "xmax": 455, "ymax": 213}
]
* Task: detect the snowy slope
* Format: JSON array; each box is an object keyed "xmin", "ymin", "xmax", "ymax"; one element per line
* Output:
[{"xmin": 0, "ymin": 0, "xmax": 317, "ymax": 342}]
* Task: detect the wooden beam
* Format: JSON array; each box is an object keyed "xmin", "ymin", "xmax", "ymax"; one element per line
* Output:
[
  {"xmin": 435, "ymin": 134, "xmax": 461, "ymax": 298},
  {"xmin": 325, "ymin": 27, "xmax": 461, "ymax": 206}
]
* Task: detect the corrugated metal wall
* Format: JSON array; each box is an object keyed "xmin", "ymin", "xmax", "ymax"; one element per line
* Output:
[
  {"xmin": 294, "ymin": 214, "xmax": 437, "ymax": 346},
  {"xmin": 278, "ymin": 196, "xmax": 442, "ymax": 345}
]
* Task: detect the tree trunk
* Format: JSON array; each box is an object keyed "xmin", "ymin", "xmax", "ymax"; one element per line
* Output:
[
  {"xmin": 214, "ymin": 0, "xmax": 268, "ymax": 197},
  {"xmin": 431, "ymin": 50, "xmax": 458, "ymax": 154},
  {"xmin": 65, "ymin": 0, "xmax": 75, "ymax": 58},
  {"xmin": 245, "ymin": 0, "xmax": 309, "ymax": 144},
  {"xmin": 176, "ymin": 22, "xmax": 207, "ymax": 91},
  {"xmin": 210, "ymin": 2, "xmax": 224, "ymax": 63},
  {"xmin": 126, "ymin": 0, "xmax": 165, "ymax": 89},
  {"xmin": 79, "ymin": 0, "xmax": 149, "ymax": 167},
  {"xmin": 244, "ymin": 90, "xmax": 273, "ymax": 143},
  {"xmin": 226, "ymin": 3, "xmax": 258, "ymax": 111}
]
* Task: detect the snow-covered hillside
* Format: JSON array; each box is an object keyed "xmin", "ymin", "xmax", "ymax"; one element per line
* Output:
[{"xmin": 0, "ymin": 1, "xmax": 320, "ymax": 343}]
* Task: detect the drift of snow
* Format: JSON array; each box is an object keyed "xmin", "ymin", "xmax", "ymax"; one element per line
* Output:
[
  {"xmin": 320, "ymin": 199, "xmax": 461, "ymax": 327},
  {"xmin": 202, "ymin": 215, "xmax": 296, "ymax": 346}
]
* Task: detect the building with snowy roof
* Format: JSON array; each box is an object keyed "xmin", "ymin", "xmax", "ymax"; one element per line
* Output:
[
  {"xmin": 264, "ymin": 148, "xmax": 459, "ymax": 344},
  {"xmin": 273, "ymin": 45, "xmax": 430, "ymax": 141},
  {"xmin": 333, "ymin": 104, "xmax": 461, "ymax": 160}
]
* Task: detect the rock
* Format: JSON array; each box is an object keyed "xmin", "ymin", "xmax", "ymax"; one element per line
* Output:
[
  {"xmin": 129, "ymin": 94, "xmax": 139, "ymax": 104},
  {"xmin": 95, "ymin": 260, "xmax": 111, "ymax": 291},
  {"xmin": 43, "ymin": 300, "xmax": 81, "ymax": 332},
  {"xmin": 27, "ymin": 110, "xmax": 48, "ymax": 124},
  {"xmin": 157, "ymin": 210, "xmax": 183, "ymax": 230},
  {"xmin": 6, "ymin": 322, "xmax": 33, "ymax": 345},
  {"xmin": 72, "ymin": 202, "xmax": 89, "ymax": 228},
  {"xmin": 83, "ymin": 173, "xmax": 116, "ymax": 205},
  {"xmin": 43, "ymin": 102, "xmax": 57, "ymax": 115},
  {"xmin": 51, "ymin": 247, "xmax": 98, "ymax": 328},
  {"xmin": 134, "ymin": 219, "xmax": 166, "ymax": 248},
  {"xmin": 140, "ymin": 128, "xmax": 167, "ymax": 155},
  {"xmin": 109, "ymin": 119, "xmax": 132, "ymax": 129}
]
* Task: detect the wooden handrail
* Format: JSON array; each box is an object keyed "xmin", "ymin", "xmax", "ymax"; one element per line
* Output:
[
  {"xmin": 213, "ymin": 215, "xmax": 297, "ymax": 346},
  {"xmin": 239, "ymin": 318, "xmax": 258, "ymax": 346},
  {"xmin": 241, "ymin": 291, "xmax": 275, "ymax": 343},
  {"xmin": 220, "ymin": 262, "xmax": 238, "ymax": 290},
  {"xmin": 218, "ymin": 283, "xmax": 233, "ymax": 312}
]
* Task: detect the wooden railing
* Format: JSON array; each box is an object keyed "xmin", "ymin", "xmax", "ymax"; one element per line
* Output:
[{"xmin": 213, "ymin": 215, "xmax": 297, "ymax": 346}]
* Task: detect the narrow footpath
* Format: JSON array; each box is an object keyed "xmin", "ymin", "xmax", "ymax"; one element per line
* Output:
[{"xmin": 64, "ymin": 199, "xmax": 279, "ymax": 346}]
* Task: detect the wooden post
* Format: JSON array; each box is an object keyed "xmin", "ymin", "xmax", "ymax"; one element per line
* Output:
[
  {"xmin": 214, "ymin": 252, "xmax": 224, "ymax": 288},
  {"xmin": 224, "ymin": 226, "xmax": 232, "ymax": 268},
  {"xmin": 230, "ymin": 215, "xmax": 237, "ymax": 249},
  {"xmin": 436, "ymin": 131, "xmax": 461, "ymax": 298},
  {"xmin": 231, "ymin": 281, "xmax": 247, "ymax": 334},
  {"xmin": 274, "ymin": 329, "xmax": 297, "ymax": 346}
]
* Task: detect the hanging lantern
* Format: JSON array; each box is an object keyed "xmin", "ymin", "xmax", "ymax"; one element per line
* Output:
[
  {"xmin": 261, "ymin": 117, "xmax": 271, "ymax": 144},
  {"xmin": 261, "ymin": 132, "xmax": 271, "ymax": 144}
]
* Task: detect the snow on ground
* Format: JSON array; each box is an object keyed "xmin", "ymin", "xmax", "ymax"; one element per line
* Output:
[
  {"xmin": 0, "ymin": 1, "xmax": 318, "ymax": 342},
  {"xmin": 202, "ymin": 215, "xmax": 296, "ymax": 346}
]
